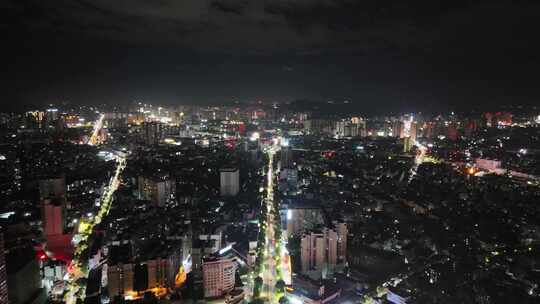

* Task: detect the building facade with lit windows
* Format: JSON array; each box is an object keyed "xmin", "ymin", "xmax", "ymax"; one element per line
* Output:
[
  {"xmin": 202, "ymin": 256, "xmax": 237, "ymax": 298},
  {"xmin": 137, "ymin": 175, "xmax": 176, "ymax": 207},
  {"xmin": 107, "ymin": 259, "xmax": 169, "ymax": 301},
  {"xmin": 300, "ymin": 223, "xmax": 348, "ymax": 278}
]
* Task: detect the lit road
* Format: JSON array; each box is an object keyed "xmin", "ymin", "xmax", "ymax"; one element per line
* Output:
[
  {"xmin": 64, "ymin": 154, "xmax": 126, "ymax": 304},
  {"xmin": 255, "ymin": 143, "xmax": 289, "ymax": 303},
  {"xmin": 88, "ymin": 114, "xmax": 105, "ymax": 146},
  {"xmin": 263, "ymin": 147, "xmax": 277, "ymax": 301}
]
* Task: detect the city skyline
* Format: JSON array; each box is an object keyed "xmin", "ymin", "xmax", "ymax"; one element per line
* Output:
[
  {"xmin": 1, "ymin": 101, "xmax": 539, "ymax": 304},
  {"xmin": 1, "ymin": 1, "xmax": 540, "ymax": 304}
]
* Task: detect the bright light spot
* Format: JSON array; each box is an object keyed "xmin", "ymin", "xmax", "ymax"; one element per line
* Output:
[
  {"xmin": 182, "ymin": 255, "xmax": 192, "ymax": 272},
  {"xmin": 287, "ymin": 209, "xmax": 292, "ymax": 220},
  {"xmin": 219, "ymin": 244, "xmax": 233, "ymax": 255},
  {"xmin": 250, "ymin": 132, "xmax": 260, "ymax": 141},
  {"xmin": 519, "ymin": 148, "xmax": 527, "ymax": 155},
  {"xmin": 0, "ymin": 212, "xmax": 15, "ymax": 219}
]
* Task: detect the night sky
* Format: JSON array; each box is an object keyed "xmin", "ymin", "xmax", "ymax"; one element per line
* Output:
[{"xmin": 2, "ymin": 0, "xmax": 540, "ymax": 112}]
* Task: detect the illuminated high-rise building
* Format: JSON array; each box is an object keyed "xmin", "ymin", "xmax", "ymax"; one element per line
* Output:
[
  {"xmin": 411, "ymin": 121, "xmax": 417, "ymax": 141},
  {"xmin": 202, "ymin": 256, "xmax": 236, "ymax": 298},
  {"xmin": 25, "ymin": 111, "xmax": 45, "ymax": 129},
  {"xmin": 392, "ymin": 121, "xmax": 403, "ymax": 138},
  {"xmin": 401, "ymin": 115, "xmax": 417, "ymax": 152},
  {"xmin": 354, "ymin": 118, "xmax": 367, "ymax": 137},
  {"xmin": 46, "ymin": 108, "xmax": 59, "ymax": 122},
  {"xmin": 335, "ymin": 118, "xmax": 365, "ymax": 138},
  {"xmin": 304, "ymin": 119, "xmax": 334, "ymax": 135},
  {"xmin": 403, "ymin": 136, "xmax": 413, "ymax": 153},
  {"xmin": 142, "ymin": 122, "xmax": 164, "ymax": 145}
]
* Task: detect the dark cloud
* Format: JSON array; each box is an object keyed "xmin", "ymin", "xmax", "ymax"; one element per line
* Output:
[
  {"xmin": 4, "ymin": 0, "xmax": 538, "ymax": 54},
  {"xmin": 1, "ymin": 0, "xmax": 540, "ymax": 111},
  {"xmin": 210, "ymin": 0, "xmax": 248, "ymax": 16},
  {"xmin": 0, "ymin": 0, "xmax": 445, "ymax": 51}
]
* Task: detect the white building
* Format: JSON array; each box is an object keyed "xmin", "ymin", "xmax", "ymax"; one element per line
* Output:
[
  {"xmin": 220, "ymin": 168, "xmax": 240, "ymax": 196},
  {"xmin": 301, "ymin": 231, "xmax": 326, "ymax": 273},
  {"xmin": 300, "ymin": 223, "xmax": 348, "ymax": 278}
]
